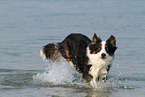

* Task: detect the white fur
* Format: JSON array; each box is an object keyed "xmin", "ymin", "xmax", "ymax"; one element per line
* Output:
[
  {"xmin": 40, "ymin": 48, "xmax": 46, "ymax": 60},
  {"xmin": 87, "ymin": 41, "xmax": 113, "ymax": 87},
  {"xmin": 98, "ymin": 41, "xmax": 108, "ymax": 58}
]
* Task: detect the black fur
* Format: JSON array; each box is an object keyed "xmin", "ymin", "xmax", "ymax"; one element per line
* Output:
[
  {"xmin": 41, "ymin": 33, "xmax": 117, "ymax": 83},
  {"xmin": 58, "ymin": 34, "xmax": 92, "ymax": 82}
]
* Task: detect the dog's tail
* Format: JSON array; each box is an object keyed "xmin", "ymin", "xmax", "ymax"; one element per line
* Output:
[{"xmin": 40, "ymin": 43, "xmax": 62, "ymax": 61}]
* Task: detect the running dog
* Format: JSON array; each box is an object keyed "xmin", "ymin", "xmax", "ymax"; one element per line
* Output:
[{"xmin": 40, "ymin": 33, "xmax": 117, "ymax": 87}]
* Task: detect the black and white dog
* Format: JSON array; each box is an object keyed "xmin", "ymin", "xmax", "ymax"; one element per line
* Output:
[{"xmin": 40, "ymin": 33, "xmax": 117, "ymax": 87}]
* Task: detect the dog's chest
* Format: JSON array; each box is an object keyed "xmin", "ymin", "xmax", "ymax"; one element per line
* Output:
[
  {"xmin": 87, "ymin": 47, "xmax": 113, "ymax": 78},
  {"xmin": 88, "ymin": 55, "xmax": 108, "ymax": 77}
]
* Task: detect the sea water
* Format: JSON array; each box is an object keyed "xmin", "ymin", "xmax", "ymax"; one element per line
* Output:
[{"xmin": 0, "ymin": 0, "xmax": 145, "ymax": 97}]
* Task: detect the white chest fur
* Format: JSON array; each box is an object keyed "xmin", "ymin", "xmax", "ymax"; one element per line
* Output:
[{"xmin": 87, "ymin": 47, "xmax": 112, "ymax": 76}]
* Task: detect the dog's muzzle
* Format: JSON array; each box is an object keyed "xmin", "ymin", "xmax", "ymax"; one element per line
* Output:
[{"xmin": 101, "ymin": 53, "xmax": 106, "ymax": 59}]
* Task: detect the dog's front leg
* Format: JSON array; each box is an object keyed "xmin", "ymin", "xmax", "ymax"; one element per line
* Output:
[
  {"xmin": 89, "ymin": 69, "xmax": 100, "ymax": 88},
  {"xmin": 90, "ymin": 77, "xmax": 97, "ymax": 88}
]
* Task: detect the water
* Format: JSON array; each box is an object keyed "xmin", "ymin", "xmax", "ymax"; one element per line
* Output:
[{"xmin": 0, "ymin": 0, "xmax": 145, "ymax": 96}]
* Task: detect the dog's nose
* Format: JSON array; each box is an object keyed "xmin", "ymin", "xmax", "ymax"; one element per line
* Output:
[{"xmin": 101, "ymin": 53, "xmax": 106, "ymax": 58}]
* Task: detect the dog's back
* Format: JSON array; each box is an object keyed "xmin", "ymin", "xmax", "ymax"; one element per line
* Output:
[
  {"xmin": 40, "ymin": 33, "xmax": 91, "ymax": 63},
  {"xmin": 59, "ymin": 34, "xmax": 91, "ymax": 62}
]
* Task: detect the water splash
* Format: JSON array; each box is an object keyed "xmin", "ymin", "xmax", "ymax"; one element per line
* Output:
[
  {"xmin": 33, "ymin": 60, "xmax": 83, "ymax": 86},
  {"xmin": 33, "ymin": 59, "xmax": 135, "ymax": 90}
]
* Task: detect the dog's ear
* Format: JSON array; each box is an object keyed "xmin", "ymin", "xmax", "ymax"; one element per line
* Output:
[
  {"xmin": 92, "ymin": 33, "xmax": 101, "ymax": 43},
  {"xmin": 107, "ymin": 35, "xmax": 116, "ymax": 46}
]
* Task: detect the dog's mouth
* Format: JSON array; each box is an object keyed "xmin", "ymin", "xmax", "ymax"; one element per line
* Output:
[{"xmin": 101, "ymin": 57, "xmax": 106, "ymax": 59}]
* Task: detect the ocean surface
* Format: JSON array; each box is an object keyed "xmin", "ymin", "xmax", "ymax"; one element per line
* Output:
[{"xmin": 0, "ymin": 0, "xmax": 145, "ymax": 97}]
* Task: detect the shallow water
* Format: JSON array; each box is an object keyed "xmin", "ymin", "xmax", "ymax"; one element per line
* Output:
[{"xmin": 0, "ymin": 0, "xmax": 145, "ymax": 97}]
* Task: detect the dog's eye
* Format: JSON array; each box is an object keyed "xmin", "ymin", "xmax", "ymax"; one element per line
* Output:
[
  {"xmin": 97, "ymin": 44, "xmax": 102, "ymax": 52},
  {"xmin": 93, "ymin": 51, "xmax": 96, "ymax": 54}
]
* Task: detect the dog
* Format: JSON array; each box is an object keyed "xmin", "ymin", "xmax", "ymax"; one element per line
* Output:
[{"xmin": 40, "ymin": 33, "xmax": 117, "ymax": 87}]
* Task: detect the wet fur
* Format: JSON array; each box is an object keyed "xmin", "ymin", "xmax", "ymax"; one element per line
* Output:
[{"xmin": 40, "ymin": 33, "xmax": 117, "ymax": 87}]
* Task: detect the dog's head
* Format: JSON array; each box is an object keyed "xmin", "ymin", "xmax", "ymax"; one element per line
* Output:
[{"xmin": 88, "ymin": 33, "xmax": 117, "ymax": 59}]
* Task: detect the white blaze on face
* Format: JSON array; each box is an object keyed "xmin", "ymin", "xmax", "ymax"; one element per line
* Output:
[{"xmin": 98, "ymin": 41, "xmax": 108, "ymax": 58}]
